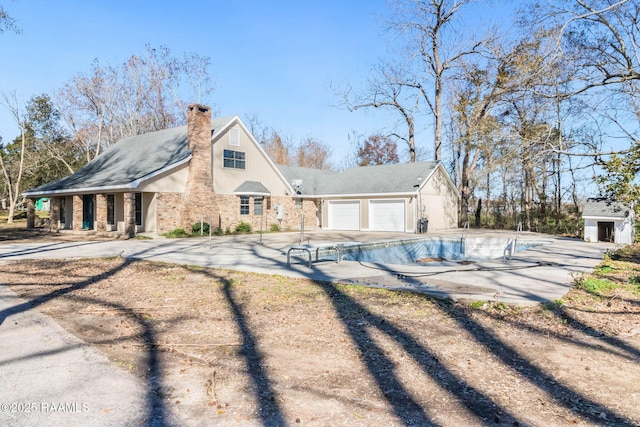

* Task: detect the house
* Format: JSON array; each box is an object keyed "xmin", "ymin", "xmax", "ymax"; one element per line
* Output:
[
  {"xmin": 23, "ymin": 104, "xmax": 459, "ymax": 236},
  {"xmin": 582, "ymin": 198, "xmax": 635, "ymax": 244}
]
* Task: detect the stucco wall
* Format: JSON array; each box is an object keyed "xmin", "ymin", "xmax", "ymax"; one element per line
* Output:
[
  {"xmin": 421, "ymin": 166, "xmax": 459, "ymax": 230},
  {"xmin": 139, "ymin": 163, "xmax": 189, "ymax": 193}
]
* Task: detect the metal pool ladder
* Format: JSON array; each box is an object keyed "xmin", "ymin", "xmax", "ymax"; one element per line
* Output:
[
  {"xmin": 461, "ymin": 221, "xmax": 469, "ymax": 255},
  {"xmin": 505, "ymin": 222, "xmax": 522, "ymax": 260}
]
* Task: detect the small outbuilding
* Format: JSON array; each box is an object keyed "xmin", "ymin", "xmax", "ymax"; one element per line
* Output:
[{"xmin": 582, "ymin": 198, "xmax": 635, "ymax": 244}]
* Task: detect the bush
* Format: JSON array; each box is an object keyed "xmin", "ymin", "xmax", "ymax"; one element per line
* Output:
[
  {"xmin": 269, "ymin": 223, "xmax": 281, "ymax": 232},
  {"xmin": 235, "ymin": 221, "xmax": 252, "ymax": 234},
  {"xmin": 192, "ymin": 222, "xmax": 210, "ymax": 235},
  {"xmin": 163, "ymin": 228, "xmax": 189, "ymax": 238},
  {"xmin": 214, "ymin": 227, "xmax": 223, "ymax": 236}
]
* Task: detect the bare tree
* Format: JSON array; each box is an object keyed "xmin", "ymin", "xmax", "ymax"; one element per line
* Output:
[
  {"xmin": 0, "ymin": 4, "xmax": 19, "ymax": 33},
  {"xmin": 356, "ymin": 133, "xmax": 399, "ymax": 166},
  {"xmin": 0, "ymin": 91, "xmax": 27, "ymax": 223},
  {"xmin": 388, "ymin": 0, "xmax": 485, "ymax": 160},
  {"xmin": 263, "ymin": 130, "xmax": 292, "ymax": 165},
  {"xmin": 295, "ymin": 137, "xmax": 332, "ymax": 170},
  {"xmin": 57, "ymin": 45, "xmax": 216, "ymax": 163},
  {"xmin": 337, "ymin": 63, "xmax": 420, "ymax": 161}
]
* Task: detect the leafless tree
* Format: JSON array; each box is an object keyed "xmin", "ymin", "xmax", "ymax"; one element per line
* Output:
[
  {"xmin": 336, "ymin": 63, "xmax": 420, "ymax": 161},
  {"xmin": 57, "ymin": 45, "xmax": 215, "ymax": 163},
  {"xmin": 356, "ymin": 133, "xmax": 399, "ymax": 166},
  {"xmin": 0, "ymin": 4, "xmax": 19, "ymax": 33},
  {"xmin": 0, "ymin": 91, "xmax": 27, "ymax": 223},
  {"xmin": 295, "ymin": 137, "xmax": 333, "ymax": 170}
]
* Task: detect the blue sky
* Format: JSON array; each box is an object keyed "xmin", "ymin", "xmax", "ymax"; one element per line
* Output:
[{"xmin": 0, "ymin": 0, "xmax": 519, "ymax": 166}]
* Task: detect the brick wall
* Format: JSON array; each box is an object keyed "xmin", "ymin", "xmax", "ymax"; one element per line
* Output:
[
  {"xmin": 95, "ymin": 194, "xmax": 107, "ymax": 231},
  {"xmin": 123, "ymin": 192, "xmax": 135, "ymax": 237},
  {"xmin": 156, "ymin": 192, "xmax": 183, "ymax": 233},
  {"xmin": 72, "ymin": 195, "xmax": 82, "ymax": 231},
  {"xmin": 50, "ymin": 197, "xmax": 59, "ymax": 231},
  {"xmin": 212, "ymin": 194, "xmax": 318, "ymax": 233}
]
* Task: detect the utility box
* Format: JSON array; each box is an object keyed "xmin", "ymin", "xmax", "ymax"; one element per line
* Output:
[{"xmin": 417, "ymin": 218, "xmax": 428, "ymax": 233}]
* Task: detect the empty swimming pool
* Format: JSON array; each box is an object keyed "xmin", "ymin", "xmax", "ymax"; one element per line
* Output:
[{"xmin": 333, "ymin": 237, "xmax": 544, "ymax": 264}]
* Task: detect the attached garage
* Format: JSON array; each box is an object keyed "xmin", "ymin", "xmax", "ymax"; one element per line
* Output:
[
  {"xmin": 328, "ymin": 200, "xmax": 360, "ymax": 230},
  {"xmin": 369, "ymin": 199, "xmax": 405, "ymax": 232},
  {"xmin": 277, "ymin": 161, "xmax": 460, "ymax": 233}
]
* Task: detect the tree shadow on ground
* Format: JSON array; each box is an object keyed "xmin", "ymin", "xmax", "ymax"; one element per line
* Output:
[
  {"xmin": 253, "ymin": 243, "xmax": 638, "ymax": 426},
  {"xmin": 314, "ymin": 281, "xmax": 518, "ymax": 426},
  {"xmin": 0, "ymin": 258, "xmax": 171, "ymax": 427},
  {"xmin": 209, "ymin": 273, "xmax": 287, "ymax": 426}
]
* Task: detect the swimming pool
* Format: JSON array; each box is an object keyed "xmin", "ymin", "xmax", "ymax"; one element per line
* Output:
[{"xmin": 332, "ymin": 237, "xmax": 544, "ymax": 264}]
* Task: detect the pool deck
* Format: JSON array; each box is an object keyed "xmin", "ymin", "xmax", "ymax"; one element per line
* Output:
[{"xmin": 0, "ymin": 229, "xmax": 615, "ymax": 305}]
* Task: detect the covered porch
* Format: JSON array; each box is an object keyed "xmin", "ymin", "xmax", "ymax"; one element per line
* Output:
[{"xmin": 26, "ymin": 192, "xmax": 156, "ymax": 237}]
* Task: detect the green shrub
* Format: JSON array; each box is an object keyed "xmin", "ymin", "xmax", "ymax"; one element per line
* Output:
[
  {"xmin": 213, "ymin": 227, "xmax": 223, "ymax": 236},
  {"xmin": 224, "ymin": 227, "xmax": 231, "ymax": 235},
  {"xmin": 162, "ymin": 228, "xmax": 189, "ymax": 238},
  {"xmin": 235, "ymin": 221, "xmax": 252, "ymax": 234},
  {"xmin": 269, "ymin": 223, "xmax": 281, "ymax": 232},
  {"xmin": 192, "ymin": 222, "xmax": 210, "ymax": 235}
]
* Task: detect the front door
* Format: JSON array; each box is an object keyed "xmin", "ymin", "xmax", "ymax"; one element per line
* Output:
[{"xmin": 82, "ymin": 194, "xmax": 94, "ymax": 229}]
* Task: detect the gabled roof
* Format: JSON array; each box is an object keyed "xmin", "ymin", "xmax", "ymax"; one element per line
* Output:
[
  {"xmin": 277, "ymin": 161, "xmax": 447, "ymax": 197},
  {"xmin": 24, "ymin": 116, "xmax": 235, "ymax": 196},
  {"xmin": 582, "ymin": 198, "xmax": 631, "ymax": 219}
]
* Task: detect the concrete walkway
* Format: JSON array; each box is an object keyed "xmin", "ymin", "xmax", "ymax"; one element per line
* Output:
[
  {"xmin": 0, "ymin": 286, "xmax": 154, "ymax": 426},
  {"xmin": 0, "ymin": 229, "xmax": 614, "ymax": 426}
]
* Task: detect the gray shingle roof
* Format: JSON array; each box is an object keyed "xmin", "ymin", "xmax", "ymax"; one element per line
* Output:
[
  {"xmin": 234, "ymin": 181, "xmax": 271, "ymax": 195},
  {"xmin": 24, "ymin": 116, "xmax": 234, "ymax": 196},
  {"xmin": 277, "ymin": 161, "xmax": 441, "ymax": 196},
  {"xmin": 582, "ymin": 198, "xmax": 631, "ymax": 219}
]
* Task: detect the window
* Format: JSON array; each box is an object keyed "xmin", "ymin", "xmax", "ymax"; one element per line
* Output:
[
  {"xmin": 240, "ymin": 196, "xmax": 250, "ymax": 215},
  {"xmin": 224, "ymin": 149, "xmax": 246, "ymax": 169},
  {"xmin": 135, "ymin": 193, "xmax": 142, "ymax": 226},
  {"xmin": 295, "ymin": 198, "xmax": 303, "ymax": 210},
  {"xmin": 107, "ymin": 194, "xmax": 115, "ymax": 225},
  {"xmin": 229, "ymin": 128, "xmax": 240, "ymax": 146},
  {"xmin": 254, "ymin": 196, "xmax": 263, "ymax": 215}
]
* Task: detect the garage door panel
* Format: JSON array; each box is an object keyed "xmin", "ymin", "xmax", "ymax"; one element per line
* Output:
[
  {"xmin": 328, "ymin": 201, "xmax": 360, "ymax": 230},
  {"xmin": 369, "ymin": 200, "xmax": 405, "ymax": 232}
]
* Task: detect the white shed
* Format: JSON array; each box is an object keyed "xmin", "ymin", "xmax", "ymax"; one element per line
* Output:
[{"xmin": 582, "ymin": 198, "xmax": 635, "ymax": 244}]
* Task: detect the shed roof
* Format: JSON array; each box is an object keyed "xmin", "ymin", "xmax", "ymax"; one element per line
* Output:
[{"xmin": 582, "ymin": 198, "xmax": 631, "ymax": 219}]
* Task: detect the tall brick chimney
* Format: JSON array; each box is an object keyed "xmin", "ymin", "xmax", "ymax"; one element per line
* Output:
[{"xmin": 180, "ymin": 103, "xmax": 216, "ymax": 229}]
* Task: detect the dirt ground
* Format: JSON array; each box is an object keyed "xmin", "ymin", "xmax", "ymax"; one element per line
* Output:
[{"xmin": 1, "ymin": 237, "xmax": 639, "ymax": 427}]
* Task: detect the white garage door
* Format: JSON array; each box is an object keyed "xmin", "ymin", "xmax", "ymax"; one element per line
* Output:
[
  {"xmin": 328, "ymin": 201, "xmax": 360, "ymax": 230},
  {"xmin": 369, "ymin": 199, "xmax": 405, "ymax": 232}
]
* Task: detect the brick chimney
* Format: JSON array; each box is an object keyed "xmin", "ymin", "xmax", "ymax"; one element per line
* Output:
[
  {"xmin": 180, "ymin": 103, "xmax": 216, "ymax": 229},
  {"xmin": 187, "ymin": 103, "xmax": 212, "ymax": 151}
]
